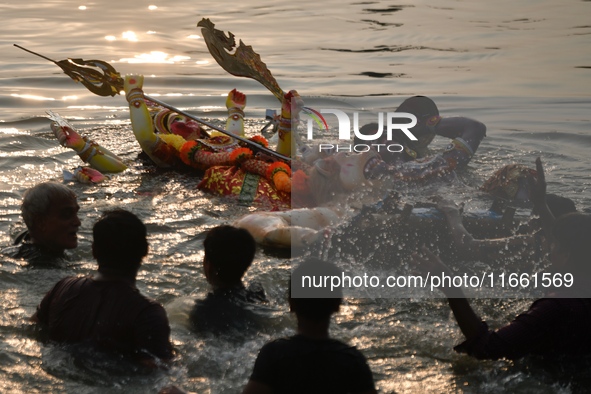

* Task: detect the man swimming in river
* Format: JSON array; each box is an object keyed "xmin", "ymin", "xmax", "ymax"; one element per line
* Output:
[
  {"xmin": 355, "ymin": 96, "xmax": 486, "ymax": 182},
  {"xmin": 1, "ymin": 182, "xmax": 81, "ymax": 265}
]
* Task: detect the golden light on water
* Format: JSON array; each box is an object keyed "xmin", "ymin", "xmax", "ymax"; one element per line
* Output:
[
  {"xmin": 78, "ymin": 6, "xmax": 87, "ymax": 10},
  {"xmin": 10, "ymin": 94, "xmax": 54, "ymax": 101},
  {"xmin": 103, "ymin": 119, "xmax": 129, "ymax": 125},
  {"xmin": 105, "ymin": 31, "xmax": 142, "ymax": 42},
  {"xmin": 0, "ymin": 128, "xmax": 25, "ymax": 135},
  {"xmin": 118, "ymin": 51, "xmax": 191, "ymax": 64},
  {"xmin": 10, "ymin": 94, "xmax": 77, "ymax": 102},
  {"xmin": 148, "ymin": 5, "xmax": 158, "ymax": 10},
  {"xmin": 197, "ymin": 105, "xmax": 224, "ymax": 112},
  {"xmin": 188, "ymin": 34, "xmax": 200, "ymax": 39},
  {"xmin": 67, "ymin": 105, "xmax": 127, "ymax": 111},
  {"xmin": 121, "ymin": 31, "xmax": 138, "ymax": 42}
]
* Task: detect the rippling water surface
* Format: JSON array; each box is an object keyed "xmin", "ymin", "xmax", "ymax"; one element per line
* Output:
[{"xmin": 1, "ymin": 0, "xmax": 590, "ymax": 393}]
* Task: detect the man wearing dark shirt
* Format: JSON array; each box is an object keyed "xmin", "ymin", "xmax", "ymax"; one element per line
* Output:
[
  {"xmin": 454, "ymin": 296, "xmax": 591, "ymax": 360},
  {"xmin": 413, "ymin": 210, "xmax": 591, "ymax": 361},
  {"xmin": 356, "ymin": 96, "xmax": 486, "ymax": 182},
  {"xmin": 31, "ymin": 209, "xmax": 173, "ymax": 364},
  {"xmin": 411, "ymin": 157, "xmax": 591, "ymax": 361},
  {"xmin": 1, "ymin": 182, "xmax": 81, "ymax": 265},
  {"xmin": 190, "ymin": 225, "xmax": 268, "ymax": 336},
  {"xmin": 243, "ymin": 257, "xmax": 376, "ymax": 394}
]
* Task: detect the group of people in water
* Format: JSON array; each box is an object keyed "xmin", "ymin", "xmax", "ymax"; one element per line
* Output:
[
  {"xmin": 3, "ymin": 91, "xmax": 591, "ymax": 393},
  {"xmin": 1, "ymin": 180, "xmax": 377, "ymax": 392}
]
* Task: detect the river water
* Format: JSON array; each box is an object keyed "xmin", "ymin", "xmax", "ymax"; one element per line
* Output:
[{"xmin": 1, "ymin": 0, "xmax": 590, "ymax": 393}]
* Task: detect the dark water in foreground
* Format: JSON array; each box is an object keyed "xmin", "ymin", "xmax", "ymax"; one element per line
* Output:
[{"xmin": 1, "ymin": 0, "xmax": 590, "ymax": 392}]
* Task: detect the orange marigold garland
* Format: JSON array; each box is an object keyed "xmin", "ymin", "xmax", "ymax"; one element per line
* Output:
[
  {"xmin": 179, "ymin": 140, "xmax": 200, "ymax": 166},
  {"xmin": 229, "ymin": 147, "xmax": 253, "ymax": 163},
  {"xmin": 180, "ymin": 141, "xmax": 246, "ymax": 168},
  {"xmin": 266, "ymin": 162, "xmax": 292, "ymax": 193},
  {"xmin": 265, "ymin": 161, "xmax": 291, "ymax": 179},
  {"xmin": 248, "ymin": 135, "xmax": 269, "ymax": 148}
]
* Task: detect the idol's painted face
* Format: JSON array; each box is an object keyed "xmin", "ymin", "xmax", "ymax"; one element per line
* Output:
[{"xmin": 35, "ymin": 196, "xmax": 81, "ymax": 252}]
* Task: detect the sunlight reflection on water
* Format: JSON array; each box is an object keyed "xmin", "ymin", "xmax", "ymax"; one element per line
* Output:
[{"xmin": 0, "ymin": 0, "xmax": 590, "ymax": 392}]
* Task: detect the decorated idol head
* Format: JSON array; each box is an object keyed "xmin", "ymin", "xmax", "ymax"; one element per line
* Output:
[
  {"xmin": 301, "ymin": 151, "xmax": 384, "ymax": 206},
  {"xmin": 153, "ymin": 108, "xmax": 203, "ymax": 140}
]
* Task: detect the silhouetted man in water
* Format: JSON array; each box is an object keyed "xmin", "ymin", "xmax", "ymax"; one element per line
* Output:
[
  {"xmin": 190, "ymin": 225, "xmax": 267, "ymax": 337},
  {"xmin": 243, "ymin": 257, "xmax": 376, "ymax": 394},
  {"xmin": 32, "ymin": 209, "xmax": 173, "ymax": 366}
]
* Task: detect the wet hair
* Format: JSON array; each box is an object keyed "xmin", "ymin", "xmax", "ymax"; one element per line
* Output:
[
  {"xmin": 395, "ymin": 96, "xmax": 439, "ymax": 138},
  {"xmin": 93, "ymin": 209, "xmax": 149, "ymax": 276},
  {"xmin": 203, "ymin": 225, "xmax": 256, "ymax": 285},
  {"xmin": 545, "ymin": 193, "xmax": 577, "ymax": 218},
  {"xmin": 552, "ymin": 213, "xmax": 591, "ymax": 269},
  {"xmin": 289, "ymin": 257, "xmax": 343, "ymax": 320},
  {"xmin": 21, "ymin": 182, "xmax": 76, "ymax": 231}
]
